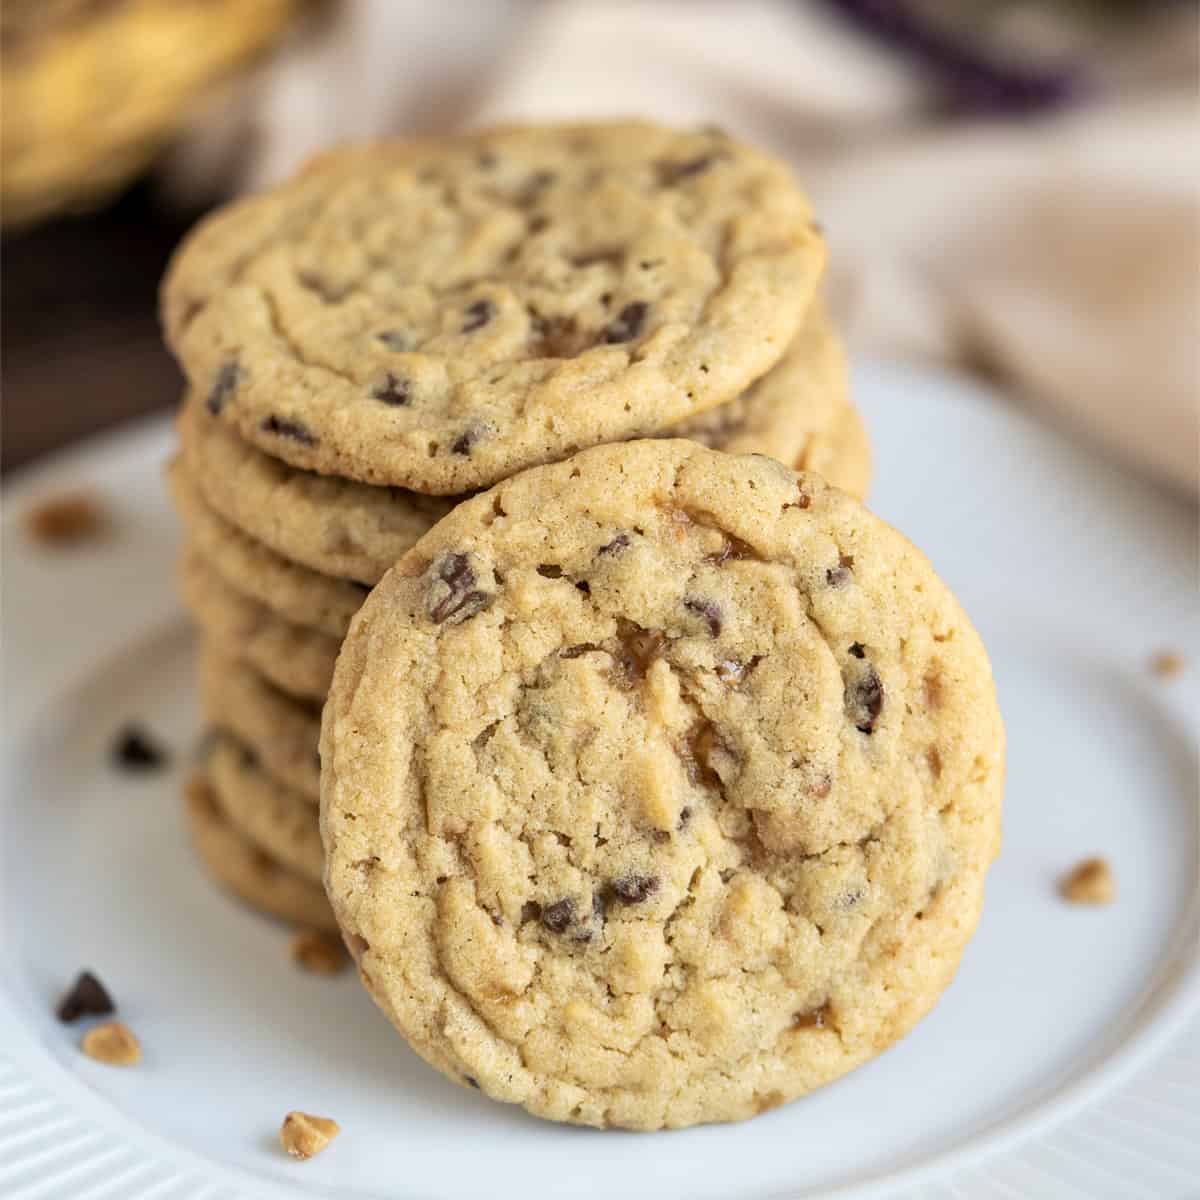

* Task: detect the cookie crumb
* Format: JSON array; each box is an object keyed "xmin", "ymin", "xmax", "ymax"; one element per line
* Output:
[
  {"xmin": 57, "ymin": 970, "xmax": 115, "ymax": 1022},
  {"xmin": 290, "ymin": 929, "xmax": 348, "ymax": 975},
  {"xmin": 1150, "ymin": 651, "xmax": 1185, "ymax": 679},
  {"xmin": 280, "ymin": 1111, "xmax": 340, "ymax": 1159},
  {"xmin": 81, "ymin": 1021, "xmax": 141, "ymax": 1066},
  {"xmin": 111, "ymin": 725, "xmax": 169, "ymax": 771},
  {"xmin": 26, "ymin": 492, "xmax": 108, "ymax": 545},
  {"xmin": 1060, "ymin": 857, "xmax": 1115, "ymax": 905}
]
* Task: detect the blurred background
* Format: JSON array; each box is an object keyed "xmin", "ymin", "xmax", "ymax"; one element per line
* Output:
[{"xmin": 2, "ymin": 0, "xmax": 1196, "ymax": 490}]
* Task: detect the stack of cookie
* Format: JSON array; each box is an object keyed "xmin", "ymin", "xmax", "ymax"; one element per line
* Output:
[{"xmin": 162, "ymin": 122, "xmax": 871, "ymax": 935}]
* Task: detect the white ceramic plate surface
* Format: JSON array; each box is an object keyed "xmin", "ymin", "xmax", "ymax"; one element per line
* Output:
[{"xmin": 2, "ymin": 361, "xmax": 1197, "ymax": 1200}]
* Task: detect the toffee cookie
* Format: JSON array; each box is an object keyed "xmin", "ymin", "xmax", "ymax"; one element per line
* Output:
[
  {"xmin": 321, "ymin": 440, "xmax": 1004, "ymax": 1130},
  {"xmin": 199, "ymin": 651, "xmax": 322, "ymax": 799},
  {"xmin": 206, "ymin": 734, "xmax": 323, "ymax": 883},
  {"xmin": 163, "ymin": 122, "xmax": 825, "ymax": 492},
  {"xmin": 169, "ymin": 458, "xmax": 368, "ymax": 637},
  {"xmin": 179, "ymin": 549, "xmax": 337, "ymax": 701},
  {"xmin": 185, "ymin": 773, "xmax": 335, "ymax": 931},
  {"xmin": 177, "ymin": 399, "xmax": 452, "ymax": 586}
]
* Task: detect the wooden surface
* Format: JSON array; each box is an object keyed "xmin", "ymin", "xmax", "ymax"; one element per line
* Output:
[{"xmin": 1, "ymin": 184, "xmax": 194, "ymax": 473}]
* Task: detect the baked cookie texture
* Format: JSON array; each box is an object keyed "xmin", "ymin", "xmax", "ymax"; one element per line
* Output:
[
  {"xmin": 199, "ymin": 650, "xmax": 322, "ymax": 799},
  {"xmin": 206, "ymin": 734, "xmax": 322, "ymax": 883},
  {"xmin": 169, "ymin": 458, "xmax": 369, "ymax": 637},
  {"xmin": 162, "ymin": 121, "xmax": 826, "ymax": 492},
  {"xmin": 174, "ymin": 301, "xmax": 868, "ymax": 588},
  {"xmin": 185, "ymin": 773, "xmax": 335, "ymax": 932},
  {"xmin": 178, "ymin": 549, "xmax": 338, "ymax": 700},
  {"xmin": 321, "ymin": 440, "xmax": 1004, "ymax": 1130},
  {"xmin": 1, "ymin": 0, "xmax": 298, "ymax": 228}
]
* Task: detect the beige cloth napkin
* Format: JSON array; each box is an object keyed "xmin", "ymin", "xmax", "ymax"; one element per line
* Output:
[{"xmin": 166, "ymin": 0, "xmax": 1199, "ymax": 494}]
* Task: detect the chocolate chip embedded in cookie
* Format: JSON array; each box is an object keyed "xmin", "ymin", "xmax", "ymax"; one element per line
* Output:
[
  {"xmin": 163, "ymin": 121, "xmax": 825, "ymax": 493},
  {"xmin": 321, "ymin": 440, "xmax": 1005, "ymax": 1131}
]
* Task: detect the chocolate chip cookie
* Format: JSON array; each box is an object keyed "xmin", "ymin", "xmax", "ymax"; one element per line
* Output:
[
  {"xmin": 206, "ymin": 733, "xmax": 322, "ymax": 883},
  {"xmin": 199, "ymin": 650, "xmax": 321, "ymax": 798},
  {"xmin": 169, "ymin": 458, "xmax": 368, "ymax": 636},
  {"xmin": 179, "ymin": 549, "xmax": 337, "ymax": 700},
  {"xmin": 185, "ymin": 773, "xmax": 335, "ymax": 931},
  {"xmin": 163, "ymin": 121, "xmax": 825, "ymax": 492},
  {"xmin": 321, "ymin": 440, "xmax": 1004, "ymax": 1130}
]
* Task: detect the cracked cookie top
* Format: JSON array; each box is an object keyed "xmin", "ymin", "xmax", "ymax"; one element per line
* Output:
[
  {"xmin": 320, "ymin": 440, "xmax": 1004, "ymax": 1129},
  {"xmin": 162, "ymin": 121, "xmax": 825, "ymax": 493}
]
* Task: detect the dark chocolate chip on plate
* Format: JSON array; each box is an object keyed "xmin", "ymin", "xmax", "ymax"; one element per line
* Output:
[
  {"xmin": 57, "ymin": 970, "xmax": 115, "ymax": 1023},
  {"xmin": 112, "ymin": 725, "xmax": 168, "ymax": 771}
]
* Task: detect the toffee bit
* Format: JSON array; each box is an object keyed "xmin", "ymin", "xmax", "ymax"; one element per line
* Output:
[
  {"xmin": 1060, "ymin": 857, "xmax": 1115, "ymax": 905},
  {"xmin": 280, "ymin": 1111, "xmax": 340, "ymax": 1160},
  {"xmin": 26, "ymin": 492, "xmax": 108, "ymax": 545},
  {"xmin": 81, "ymin": 1021, "xmax": 141, "ymax": 1066}
]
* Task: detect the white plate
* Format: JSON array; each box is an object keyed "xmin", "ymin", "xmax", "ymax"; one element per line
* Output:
[{"xmin": 2, "ymin": 362, "xmax": 1197, "ymax": 1200}]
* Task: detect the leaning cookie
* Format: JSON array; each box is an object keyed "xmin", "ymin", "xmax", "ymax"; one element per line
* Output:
[
  {"xmin": 185, "ymin": 773, "xmax": 336, "ymax": 932},
  {"xmin": 320, "ymin": 439, "xmax": 1004, "ymax": 1131},
  {"xmin": 163, "ymin": 121, "xmax": 825, "ymax": 492}
]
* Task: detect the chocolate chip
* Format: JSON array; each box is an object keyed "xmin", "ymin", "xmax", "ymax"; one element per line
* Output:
[
  {"xmin": 826, "ymin": 555, "xmax": 854, "ymax": 588},
  {"xmin": 465, "ymin": 1075, "xmax": 481, "ymax": 1089},
  {"xmin": 848, "ymin": 642, "xmax": 866, "ymax": 659},
  {"xmin": 536, "ymin": 564, "xmax": 563, "ymax": 579},
  {"xmin": 845, "ymin": 657, "xmax": 884, "ymax": 735},
  {"xmin": 425, "ymin": 553, "xmax": 492, "ymax": 625},
  {"xmin": 111, "ymin": 725, "xmax": 167, "ymax": 771},
  {"xmin": 260, "ymin": 415, "xmax": 317, "ymax": 446},
  {"xmin": 541, "ymin": 898, "xmax": 576, "ymax": 933},
  {"xmin": 520, "ymin": 901, "xmax": 542, "ymax": 925},
  {"xmin": 376, "ymin": 329, "xmax": 413, "ymax": 351},
  {"xmin": 654, "ymin": 154, "xmax": 720, "ymax": 186},
  {"xmin": 684, "ymin": 597, "xmax": 722, "ymax": 637},
  {"xmin": 597, "ymin": 533, "xmax": 630, "ymax": 556},
  {"xmin": 206, "ymin": 361, "xmax": 242, "ymax": 415},
  {"xmin": 785, "ymin": 485, "xmax": 811, "ymax": 511},
  {"xmin": 57, "ymin": 970, "xmax": 115, "ymax": 1023},
  {"xmin": 371, "ymin": 373, "xmax": 410, "ymax": 406},
  {"xmin": 678, "ymin": 806, "xmax": 693, "ymax": 830},
  {"xmin": 461, "ymin": 300, "xmax": 495, "ymax": 333},
  {"xmin": 451, "ymin": 426, "xmax": 482, "ymax": 455},
  {"xmin": 603, "ymin": 302, "xmax": 648, "ymax": 344},
  {"xmin": 611, "ymin": 874, "xmax": 659, "ymax": 904}
]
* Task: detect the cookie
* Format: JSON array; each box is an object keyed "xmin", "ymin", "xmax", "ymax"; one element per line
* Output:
[
  {"xmin": 2, "ymin": 0, "xmax": 298, "ymax": 229},
  {"xmin": 797, "ymin": 398, "xmax": 872, "ymax": 500},
  {"xmin": 162, "ymin": 121, "xmax": 825, "ymax": 492},
  {"xmin": 321, "ymin": 440, "xmax": 1004, "ymax": 1130},
  {"xmin": 169, "ymin": 457, "xmax": 368, "ymax": 637},
  {"xmin": 199, "ymin": 650, "xmax": 321, "ymax": 798},
  {"xmin": 206, "ymin": 733, "xmax": 322, "ymax": 883},
  {"xmin": 177, "ymin": 399, "xmax": 453, "ymax": 586},
  {"xmin": 175, "ymin": 307, "xmax": 864, "ymax": 590},
  {"xmin": 185, "ymin": 772, "xmax": 335, "ymax": 931},
  {"xmin": 178, "ymin": 549, "xmax": 337, "ymax": 700},
  {"xmin": 668, "ymin": 302, "xmax": 847, "ymax": 475}
]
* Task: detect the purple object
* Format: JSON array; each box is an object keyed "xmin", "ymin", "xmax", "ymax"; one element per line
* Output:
[{"xmin": 820, "ymin": 0, "xmax": 1089, "ymax": 114}]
